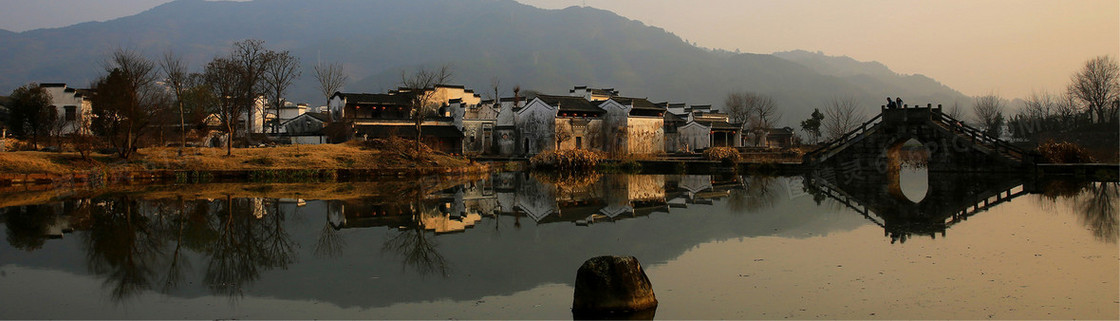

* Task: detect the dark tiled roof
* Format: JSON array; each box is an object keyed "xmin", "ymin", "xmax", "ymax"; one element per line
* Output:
[
  {"xmin": 656, "ymin": 102, "xmax": 688, "ymax": 109},
  {"xmin": 304, "ymin": 112, "xmax": 330, "ymax": 122},
  {"xmin": 569, "ymin": 86, "xmax": 618, "ymax": 96},
  {"xmin": 697, "ymin": 120, "xmax": 741, "ymax": 130},
  {"xmin": 590, "ymin": 88, "xmax": 616, "ymax": 96},
  {"xmin": 765, "ymin": 127, "xmax": 795, "ymax": 135},
  {"xmin": 335, "ymin": 92, "xmax": 409, "ymax": 106},
  {"xmin": 355, "ymin": 124, "xmax": 464, "ymax": 138},
  {"xmin": 663, "ymin": 112, "xmax": 686, "ymax": 122},
  {"xmin": 609, "ymin": 96, "xmax": 664, "ymax": 114},
  {"xmin": 536, "ymin": 95, "xmax": 603, "ymax": 114}
]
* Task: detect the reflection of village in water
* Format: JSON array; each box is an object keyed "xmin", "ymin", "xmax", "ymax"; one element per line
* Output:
[
  {"xmin": 328, "ymin": 172, "xmax": 1117, "ymax": 245},
  {"xmin": 329, "ymin": 173, "xmax": 751, "ymax": 232},
  {"xmin": 1, "ymin": 173, "xmax": 1115, "ymax": 303},
  {"xmin": 6, "ymin": 173, "xmax": 1117, "ymax": 250}
]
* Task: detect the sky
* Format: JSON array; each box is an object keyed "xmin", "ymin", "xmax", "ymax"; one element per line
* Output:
[{"xmin": 0, "ymin": 0, "xmax": 1116, "ymax": 99}]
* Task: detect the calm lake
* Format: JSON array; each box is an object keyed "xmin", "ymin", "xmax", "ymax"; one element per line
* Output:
[{"xmin": 0, "ymin": 171, "xmax": 1116, "ymax": 319}]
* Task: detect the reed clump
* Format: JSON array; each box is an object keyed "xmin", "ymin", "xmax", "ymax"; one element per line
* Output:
[
  {"xmin": 530, "ymin": 149, "xmax": 604, "ymax": 171},
  {"xmin": 703, "ymin": 147, "xmax": 741, "ymax": 163},
  {"xmin": 1038, "ymin": 140, "xmax": 1095, "ymax": 163}
]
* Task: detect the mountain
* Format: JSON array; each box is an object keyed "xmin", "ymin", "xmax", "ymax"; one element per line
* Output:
[
  {"xmin": 0, "ymin": 0, "xmax": 969, "ymax": 125},
  {"xmin": 773, "ymin": 50, "xmax": 969, "ymax": 107}
]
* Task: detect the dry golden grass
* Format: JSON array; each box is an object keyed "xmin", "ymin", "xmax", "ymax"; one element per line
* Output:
[
  {"xmin": 0, "ymin": 142, "xmax": 477, "ymax": 175},
  {"xmin": 0, "ymin": 152, "xmax": 110, "ymax": 175}
]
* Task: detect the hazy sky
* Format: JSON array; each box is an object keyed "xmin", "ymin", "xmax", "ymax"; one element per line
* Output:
[{"xmin": 0, "ymin": 0, "xmax": 1116, "ymax": 99}]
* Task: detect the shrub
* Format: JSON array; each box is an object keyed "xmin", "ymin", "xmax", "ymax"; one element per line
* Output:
[
  {"xmin": 703, "ymin": 147, "xmax": 741, "ymax": 163},
  {"xmin": 1, "ymin": 138, "xmax": 35, "ymax": 151},
  {"xmin": 1038, "ymin": 140, "xmax": 1095, "ymax": 163},
  {"xmin": 530, "ymin": 149, "xmax": 604, "ymax": 171}
]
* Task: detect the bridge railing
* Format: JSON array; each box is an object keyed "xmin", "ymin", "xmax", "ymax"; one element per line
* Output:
[
  {"xmin": 805, "ymin": 176, "xmax": 886, "ymax": 228},
  {"xmin": 946, "ymin": 184, "xmax": 1029, "ymax": 228},
  {"xmin": 934, "ymin": 111, "xmax": 1025, "ymax": 161},
  {"xmin": 804, "ymin": 113, "xmax": 883, "ymax": 162}
]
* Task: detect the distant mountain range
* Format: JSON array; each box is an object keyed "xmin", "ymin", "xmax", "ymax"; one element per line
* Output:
[{"xmin": 0, "ymin": 0, "xmax": 970, "ymax": 125}]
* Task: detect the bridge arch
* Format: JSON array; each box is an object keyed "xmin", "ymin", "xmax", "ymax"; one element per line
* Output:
[
  {"xmin": 885, "ymin": 138, "xmax": 930, "ymax": 204},
  {"xmin": 804, "ymin": 105, "xmax": 1031, "ymax": 172}
]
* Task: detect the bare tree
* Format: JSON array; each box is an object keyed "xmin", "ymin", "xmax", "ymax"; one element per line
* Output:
[
  {"xmin": 488, "ymin": 77, "xmax": 501, "ymax": 101},
  {"xmin": 946, "ymin": 101, "xmax": 965, "ymax": 119},
  {"xmin": 1069, "ymin": 55, "xmax": 1120, "ymax": 123},
  {"xmin": 821, "ymin": 96, "xmax": 867, "ymax": 140},
  {"xmin": 723, "ymin": 91, "xmax": 780, "ymax": 127},
  {"xmin": 400, "ymin": 65, "xmax": 453, "ymax": 154},
  {"xmin": 1055, "ymin": 89, "xmax": 1081, "ymax": 125},
  {"xmin": 314, "ymin": 62, "xmax": 348, "ymax": 120},
  {"xmin": 91, "ymin": 49, "xmax": 170, "ymax": 159},
  {"xmin": 723, "ymin": 92, "xmax": 749, "ymax": 123},
  {"xmin": 555, "ymin": 119, "xmax": 574, "ymax": 150},
  {"xmin": 1022, "ymin": 90, "xmax": 1056, "ymax": 120},
  {"xmin": 160, "ymin": 50, "xmax": 190, "ymax": 156},
  {"xmin": 262, "ymin": 50, "xmax": 301, "ymax": 134},
  {"xmin": 973, "ymin": 94, "xmax": 1006, "ymax": 138},
  {"xmin": 723, "ymin": 91, "xmax": 781, "ymax": 145},
  {"xmin": 201, "ymin": 57, "xmax": 247, "ymax": 156},
  {"xmin": 231, "ymin": 40, "xmax": 272, "ymax": 139}
]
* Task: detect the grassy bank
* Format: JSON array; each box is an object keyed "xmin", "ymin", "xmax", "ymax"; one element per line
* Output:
[
  {"xmin": 0, "ymin": 177, "xmax": 488, "ymax": 209},
  {"xmin": 0, "ymin": 140, "xmax": 486, "ymax": 185}
]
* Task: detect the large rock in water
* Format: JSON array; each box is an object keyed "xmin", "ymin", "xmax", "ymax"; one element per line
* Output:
[{"xmin": 572, "ymin": 256, "xmax": 658, "ymax": 317}]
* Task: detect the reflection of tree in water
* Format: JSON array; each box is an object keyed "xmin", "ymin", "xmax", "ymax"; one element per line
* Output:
[
  {"xmin": 381, "ymin": 189, "xmax": 449, "ymax": 278},
  {"xmin": 3, "ymin": 195, "xmax": 304, "ymax": 300},
  {"xmin": 82, "ymin": 197, "xmax": 168, "ymax": 302},
  {"xmin": 315, "ymin": 200, "xmax": 346, "ymax": 258},
  {"xmin": 204, "ymin": 196, "xmax": 297, "ymax": 298},
  {"xmin": 315, "ymin": 221, "xmax": 346, "ymax": 258},
  {"xmin": 535, "ymin": 172, "xmax": 605, "ymax": 208},
  {"xmin": 159, "ymin": 197, "xmax": 196, "ymax": 293},
  {"xmin": 727, "ymin": 176, "xmax": 780, "ymax": 213},
  {"xmin": 1036, "ymin": 180, "xmax": 1118, "ymax": 243},
  {"xmin": 1072, "ymin": 182, "xmax": 1118, "ymax": 243},
  {"xmin": 3, "ymin": 204, "xmax": 60, "ymax": 251}
]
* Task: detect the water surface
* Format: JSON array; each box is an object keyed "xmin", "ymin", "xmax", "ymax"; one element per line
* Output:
[{"xmin": 0, "ymin": 172, "xmax": 1116, "ymax": 319}]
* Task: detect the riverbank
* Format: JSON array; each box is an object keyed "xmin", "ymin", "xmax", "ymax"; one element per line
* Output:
[{"xmin": 0, "ymin": 141, "xmax": 489, "ymax": 187}]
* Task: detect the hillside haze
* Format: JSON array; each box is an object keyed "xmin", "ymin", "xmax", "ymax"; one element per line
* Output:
[{"xmin": 0, "ymin": 0, "xmax": 969, "ymax": 125}]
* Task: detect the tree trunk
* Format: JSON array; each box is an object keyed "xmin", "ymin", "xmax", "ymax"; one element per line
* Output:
[
  {"xmin": 274, "ymin": 97, "xmax": 282, "ymax": 135},
  {"xmin": 415, "ymin": 120, "xmax": 422, "ymax": 155},
  {"xmin": 226, "ymin": 123, "xmax": 233, "ymax": 156},
  {"xmin": 178, "ymin": 99, "xmax": 185, "ymax": 156},
  {"xmin": 122, "ymin": 125, "xmax": 134, "ymax": 159}
]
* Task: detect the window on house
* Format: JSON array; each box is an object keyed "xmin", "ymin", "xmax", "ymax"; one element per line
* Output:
[{"xmin": 64, "ymin": 106, "xmax": 76, "ymax": 121}]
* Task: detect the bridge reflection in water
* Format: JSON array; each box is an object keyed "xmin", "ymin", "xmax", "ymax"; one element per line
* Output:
[{"xmin": 803, "ymin": 158, "xmax": 1046, "ymax": 243}]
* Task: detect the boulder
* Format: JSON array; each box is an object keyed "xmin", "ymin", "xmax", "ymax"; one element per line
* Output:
[{"xmin": 572, "ymin": 256, "xmax": 658, "ymax": 317}]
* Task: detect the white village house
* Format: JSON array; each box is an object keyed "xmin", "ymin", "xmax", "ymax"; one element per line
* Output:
[{"xmin": 40, "ymin": 83, "xmax": 93, "ymax": 135}]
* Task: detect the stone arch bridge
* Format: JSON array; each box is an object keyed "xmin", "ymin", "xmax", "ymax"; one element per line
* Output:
[
  {"xmin": 801, "ymin": 105, "xmax": 1047, "ymax": 243},
  {"xmin": 803, "ymin": 105, "xmax": 1035, "ymax": 172}
]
